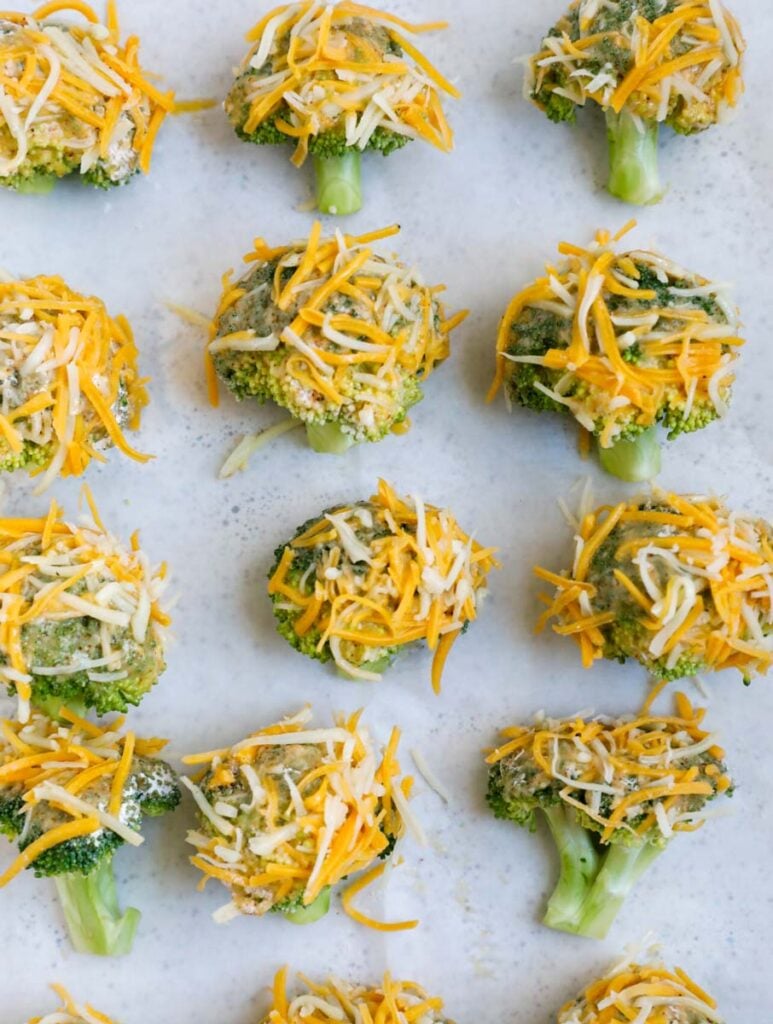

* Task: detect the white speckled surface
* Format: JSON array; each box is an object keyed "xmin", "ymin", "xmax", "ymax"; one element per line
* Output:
[{"xmin": 1, "ymin": 0, "xmax": 772, "ymax": 1020}]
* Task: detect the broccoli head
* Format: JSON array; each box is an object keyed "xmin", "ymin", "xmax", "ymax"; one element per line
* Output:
[
  {"xmin": 0, "ymin": 711, "xmax": 180, "ymax": 957},
  {"xmin": 487, "ymin": 694, "xmax": 731, "ymax": 938},
  {"xmin": 535, "ymin": 490, "xmax": 773, "ymax": 683},
  {"xmin": 267, "ymin": 480, "xmax": 496, "ymax": 688},
  {"xmin": 0, "ymin": 497, "xmax": 170, "ymax": 720},
  {"xmin": 489, "ymin": 228, "xmax": 740, "ymax": 482},
  {"xmin": 263, "ymin": 969, "xmax": 451, "ymax": 1024},
  {"xmin": 0, "ymin": 8, "xmax": 173, "ymax": 191},
  {"xmin": 209, "ymin": 223, "xmax": 464, "ymax": 455},
  {"xmin": 527, "ymin": 0, "xmax": 745, "ymax": 204},
  {"xmin": 558, "ymin": 951, "xmax": 722, "ymax": 1023},
  {"xmin": 0, "ymin": 274, "xmax": 150, "ymax": 487},
  {"xmin": 226, "ymin": 4, "xmax": 457, "ymax": 214},
  {"xmin": 184, "ymin": 707, "xmax": 408, "ymax": 927}
]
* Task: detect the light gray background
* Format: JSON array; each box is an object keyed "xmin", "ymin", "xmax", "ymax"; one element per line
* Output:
[{"xmin": 1, "ymin": 0, "xmax": 771, "ymax": 1020}]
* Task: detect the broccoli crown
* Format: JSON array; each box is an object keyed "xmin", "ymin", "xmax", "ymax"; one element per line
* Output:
[
  {"xmin": 559, "ymin": 957, "xmax": 721, "ymax": 1023},
  {"xmin": 529, "ymin": 1, "xmax": 744, "ymax": 133},
  {"xmin": 0, "ymin": 273, "xmax": 149, "ymax": 485},
  {"xmin": 185, "ymin": 708, "xmax": 406, "ymax": 920},
  {"xmin": 210, "ymin": 226, "xmax": 459, "ymax": 446},
  {"xmin": 226, "ymin": 12, "xmax": 454, "ymax": 166},
  {"xmin": 267, "ymin": 482, "xmax": 496, "ymax": 686},
  {"xmin": 0, "ymin": 14, "xmax": 169, "ymax": 190},
  {"xmin": 535, "ymin": 492, "xmax": 773, "ymax": 682},
  {"xmin": 495, "ymin": 230, "xmax": 740, "ymax": 451},
  {"xmin": 0, "ymin": 710, "xmax": 180, "ymax": 888},
  {"xmin": 0, "ymin": 508, "xmax": 168, "ymax": 716}
]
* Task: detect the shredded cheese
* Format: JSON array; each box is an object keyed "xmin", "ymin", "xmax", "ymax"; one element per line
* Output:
[
  {"xmin": 227, "ymin": 2, "xmax": 457, "ymax": 167},
  {"xmin": 490, "ymin": 226, "xmax": 742, "ymax": 449},
  {"xmin": 208, "ymin": 222, "xmax": 466, "ymax": 444},
  {"xmin": 487, "ymin": 691, "xmax": 729, "ymax": 844},
  {"xmin": 0, "ymin": 709, "xmax": 171, "ymax": 887},
  {"xmin": 558, "ymin": 955, "xmax": 722, "ymax": 1024},
  {"xmin": 183, "ymin": 706, "xmax": 417, "ymax": 929},
  {"xmin": 263, "ymin": 968, "xmax": 448, "ymax": 1024},
  {"xmin": 528, "ymin": 0, "xmax": 745, "ymax": 130},
  {"xmin": 27, "ymin": 984, "xmax": 118, "ymax": 1024},
  {"xmin": 0, "ymin": 493, "xmax": 169, "ymax": 721},
  {"xmin": 0, "ymin": 2, "xmax": 174, "ymax": 185},
  {"xmin": 535, "ymin": 490, "xmax": 773, "ymax": 681},
  {"xmin": 268, "ymin": 479, "xmax": 498, "ymax": 689}
]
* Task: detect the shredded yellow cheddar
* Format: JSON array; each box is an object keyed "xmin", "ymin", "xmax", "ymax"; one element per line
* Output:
[
  {"xmin": 27, "ymin": 983, "xmax": 118, "ymax": 1024},
  {"xmin": 559, "ymin": 953, "xmax": 721, "ymax": 1023},
  {"xmin": 183, "ymin": 706, "xmax": 419, "ymax": 931},
  {"xmin": 228, "ymin": 2, "xmax": 457, "ymax": 167},
  {"xmin": 535, "ymin": 489, "xmax": 773, "ymax": 680},
  {"xmin": 264, "ymin": 968, "xmax": 448, "ymax": 1024},
  {"xmin": 0, "ymin": 2, "xmax": 174, "ymax": 183}
]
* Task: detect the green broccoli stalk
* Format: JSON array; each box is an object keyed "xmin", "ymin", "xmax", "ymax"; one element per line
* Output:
[
  {"xmin": 605, "ymin": 110, "xmax": 662, "ymax": 206},
  {"xmin": 306, "ymin": 421, "xmax": 357, "ymax": 455},
  {"xmin": 274, "ymin": 887, "xmax": 332, "ymax": 925},
  {"xmin": 313, "ymin": 151, "xmax": 363, "ymax": 216},
  {"xmin": 597, "ymin": 426, "xmax": 662, "ymax": 483},
  {"xmin": 54, "ymin": 856, "xmax": 140, "ymax": 956},
  {"xmin": 541, "ymin": 804, "xmax": 600, "ymax": 929}
]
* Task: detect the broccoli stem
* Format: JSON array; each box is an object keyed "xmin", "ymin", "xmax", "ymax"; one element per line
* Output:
[
  {"xmin": 31, "ymin": 694, "xmax": 87, "ymax": 722},
  {"xmin": 568, "ymin": 841, "xmax": 664, "ymax": 940},
  {"xmin": 306, "ymin": 421, "xmax": 356, "ymax": 455},
  {"xmin": 541, "ymin": 805, "xmax": 601, "ymax": 932},
  {"xmin": 313, "ymin": 151, "xmax": 362, "ymax": 216},
  {"xmin": 282, "ymin": 887, "xmax": 332, "ymax": 925},
  {"xmin": 15, "ymin": 174, "xmax": 56, "ymax": 195},
  {"xmin": 597, "ymin": 426, "xmax": 662, "ymax": 482},
  {"xmin": 53, "ymin": 857, "xmax": 141, "ymax": 956},
  {"xmin": 605, "ymin": 110, "xmax": 662, "ymax": 206}
]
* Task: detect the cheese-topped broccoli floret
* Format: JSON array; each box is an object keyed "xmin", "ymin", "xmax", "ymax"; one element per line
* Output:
[
  {"xmin": 0, "ymin": 274, "xmax": 150, "ymax": 489},
  {"xmin": 489, "ymin": 227, "xmax": 741, "ymax": 482},
  {"xmin": 209, "ymin": 224, "xmax": 466, "ymax": 456},
  {"xmin": 184, "ymin": 706, "xmax": 417, "ymax": 930},
  {"xmin": 559, "ymin": 950, "xmax": 723, "ymax": 1023},
  {"xmin": 535, "ymin": 489, "xmax": 773, "ymax": 681},
  {"xmin": 27, "ymin": 984, "xmax": 120, "ymax": 1024},
  {"xmin": 0, "ymin": 494, "xmax": 170, "ymax": 721},
  {"xmin": 487, "ymin": 692, "xmax": 731, "ymax": 938},
  {"xmin": 262, "ymin": 968, "xmax": 450, "ymax": 1024},
  {"xmin": 0, "ymin": 2, "xmax": 174, "ymax": 191},
  {"xmin": 268, "ymin": 479, "xmax": 497, "ymax": 688},
  {"xmin": 0, "ymin": 710, "xmax": 181, "ymax": 957},
  {"xmin": 527, "ymin": 0, "xmax": 745, "ymax": 205},
  {"xmin": 226, "ymin": 2, "xmax": 458, "ymax": 214}
]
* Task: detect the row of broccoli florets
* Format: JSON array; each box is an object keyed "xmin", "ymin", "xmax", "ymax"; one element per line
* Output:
[
  {"xmin": 0, "ymin": 2, "xmax": 746, "ymax": 214},
  {"xmin": 25, "ymin": 951, "xmax": 724, "ymax": 1024}
]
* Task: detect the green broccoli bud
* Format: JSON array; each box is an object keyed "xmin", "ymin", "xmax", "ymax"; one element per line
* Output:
[{"xmin": 606, "ymin": 110, "xmax": 662, "ymax": 205}]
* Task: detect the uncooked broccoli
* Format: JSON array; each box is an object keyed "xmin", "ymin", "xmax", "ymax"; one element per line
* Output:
[
  {"xmin": 0, "ymin": 496, "xmax": 170, "ymax": 721},
  {"xmin": 184, "ymin": 707, "xmax": 415, "ymax": 929},
  {"xmin": 487, "ymin": 693, "xmax": 732, "ymax": 938},
  {"xmin": 261, "ymin": 968, "xmax": 450, "ymax": 1024},
  {"xmin": 268, "ymin": 479, "xmax": 497, "ymax": 688},
  {"xmin": 535, "ymin": 489, "xmax": 773, "ymax": 682},
  {"xmin": 527, "ymin": 1, "xmax": 745, "ymax": 205},
  {"xmin": 0, "ymin": 274, "xmax": 150, "ymax": 488},
  {"xmin": 208, "ymin": 224, "xmax": 466, "ymax": 457},
  {"xmin": 0, "ymin": 3, "xmax": 174, "ymax": 191},
  {"xmin": 558, "ymin": 948, "xmax": 723, "ymax": 1022},
  {"xmin": 489, "ymin": 227, "xmax": 741, "ymax": 482},
  {"xmin": 226, "ymin": 2, "xmax": 458, "ymax": 214},
  {"xmin": 0, "ymin": 710, "xmax": 180, "ymax": 956}
]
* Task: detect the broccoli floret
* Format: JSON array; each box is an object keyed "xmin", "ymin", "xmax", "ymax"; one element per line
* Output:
[
  {"xmin": 0, "ymin": 439, "xmax": 53, "ymax": 473},
  {"xmin": 488, "ymin": 715, "xmax": 728, "ymax": 938},
  {"xmin": 0, "ymin": 790, "xmax": 24, "ymax": 839},
  {"xmin": 211, "ymin": 243, "xmax": 443, "ymax": 452},
  {"xmin": 6, "ymin": 754, "xmax": 180, "ymax": 956},
  {"xmin": 82, "ymin": 164, "xmax": 136, "ymax": 190},
  {"xmin": 530, "ymin": 0, "xmax": 743, "ymax": 205}
]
